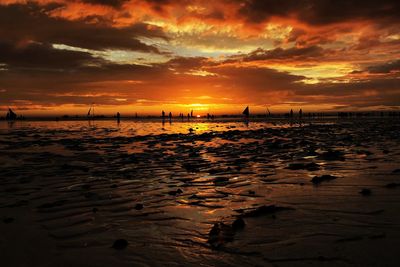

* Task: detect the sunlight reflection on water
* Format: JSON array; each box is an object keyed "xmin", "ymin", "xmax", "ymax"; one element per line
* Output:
[{"xmin": 0, "ymin": 119, "xmax": 294, "ymax": 136}]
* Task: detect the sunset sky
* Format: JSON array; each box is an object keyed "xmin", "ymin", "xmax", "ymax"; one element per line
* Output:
[{"xmin": 0, "ymin": 0, "xmax": 399, "ymax": 116}]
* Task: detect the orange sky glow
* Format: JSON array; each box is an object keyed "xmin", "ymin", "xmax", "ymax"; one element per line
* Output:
[{"xmin": 0, "ymin": 0, "xmax": 399, "ymax": 116}]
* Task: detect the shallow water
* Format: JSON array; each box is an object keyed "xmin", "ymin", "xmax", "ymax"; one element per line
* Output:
[
  {"xmin": 1, "ymin": 118, "xmax": 400, "ymax": 266},
  {"xmin": 0, "ymin": 118, "xmax": 291, "ymax": 136}
]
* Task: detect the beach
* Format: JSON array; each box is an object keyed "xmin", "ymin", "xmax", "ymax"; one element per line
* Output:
[{"xmin": 1, "ymin": 118, "xmax": 400, "ymax": 267}]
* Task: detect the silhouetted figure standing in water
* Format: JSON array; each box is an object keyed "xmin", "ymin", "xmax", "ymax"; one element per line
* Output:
[
  {"xmin": 169, "ymin": 112, "xmax": 172, "ymax": 123},
  {"xmin": 191, "ymin": 110, "xmax": 193, "ymax": 118},
  {"xmin": 299, "ymin": 109, "xmax": 303, "ymax": 119},
  {"xmin": 290, "ymin": 109, "xmax": 294, "ymax": 118},
  {"xmin": 162, "ymin": 110, "xmax": 166, "ymax": 121},
  {"xmin": 116, "ymin": 112, "xmax": 121, "ymax": 123}
]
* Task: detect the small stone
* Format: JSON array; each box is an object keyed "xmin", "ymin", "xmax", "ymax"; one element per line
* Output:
[
  {"xmin": 134, "ymin": 203, "xmax": 143, "ymax": 210},
  {"xmin": 311, "ymin": 175, "xmax": 337, "ymax": 185},
  {"xmin": 213, "ymin": 177, "xmax": 229, "ymax": 185},
  {"xmin": 81, "ymin": 184, "xmax": 91, "ymax": 190},
  {"xmin": 385, "ymin": 183, "xmax": 400, "ymax": 189},
  {"xmin": 242, "ymin": 205, "xmax": 293, "ymax": 217},
  {"xmin": 232, "ymin": 218, "xmax": 245, "ymax": 231},
  {"xmin": 359, "ymin": 188, "xmax": 372, "ymax": 196},
  {"xmin": 3, "ymin": 217, "xmax": 14, "ymax": 224},
  {"xmin": 168, "ymin": 189, "xmax": 183, "ymax": 196},
  {"xmin": 392, "ymin": 169, "xmax": 400, "ymax": 174},
  {"xmin": 84, "ymin": 192, "xmax": 98, "ymax": 199},
  {"xmin": 112, "ymin": 239, "xmax": 128, "ymax": 250},
  {"xmin": 209, "ymin": 223, "xmax": 220, "ymax": 237}
]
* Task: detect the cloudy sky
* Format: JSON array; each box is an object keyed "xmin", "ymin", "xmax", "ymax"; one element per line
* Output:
[{"xmin": 0, "ymin": 0, "xmax": 399, "ymax": 115}]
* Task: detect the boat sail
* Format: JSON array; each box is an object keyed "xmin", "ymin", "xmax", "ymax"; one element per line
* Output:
[
  {"xmin": 6, "ymin": 108, "xmax": 17, "ymax": 120},
  {"xmin": 242, "ymin": 106, "xmax": 249, "ymax": 118},
  {"xmin": 87, "ymin": 103, "xmax": 95, "ymax": 119}
]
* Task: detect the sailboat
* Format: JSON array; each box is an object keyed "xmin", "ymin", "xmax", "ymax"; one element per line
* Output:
[
  {"xmin": 6, "ymin": 108, "xmax": 17, "ymax": 120},
  {"xmin": 87, "ymin": 103, "xmax": 95, "ymax": 119},
  {"xmin": 242, "ymin": 106, "xmax": 249, "ymax": 118}
]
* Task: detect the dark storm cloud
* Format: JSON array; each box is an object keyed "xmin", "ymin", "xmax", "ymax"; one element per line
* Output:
[
  {"xmin": 0, "ymin": 3, "xmax": 166, "ymax": 53},
  {"xmin": 166, "ymin": 57, "xmax": 209, "ymax": 71},
  {"xmin": 211, "ymin": 66, "xmax": 306, "ymax": 93},
  {"xmin": 296, "ymin": 77, "xmax": 400, "ymax": 97},
  {"xmin": 240, "ymin": 46, "xmax": 325, "ymax": 62},
  {"xmin": 307, "ymin": 81, "xmax": 400, "ymax": 108},
  {"xmin": 366, "ymin": 60, "xmax": 400, "ymax": 73},
  {"xmin": 0, "ymin": 60, "xmax": 167, "ymax": 106},
  {"xmin": 237, "ymin": 0, "xmax": 400, "ymax": 25},
  {"xmin": 0, "ymin": 41, "xmax": 104, "ymax": 70}
]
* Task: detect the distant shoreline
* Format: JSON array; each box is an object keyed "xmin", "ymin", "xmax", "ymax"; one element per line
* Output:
[{"xmin": 1, "ymin": 112, "xmax": 399, "ymax": 122}]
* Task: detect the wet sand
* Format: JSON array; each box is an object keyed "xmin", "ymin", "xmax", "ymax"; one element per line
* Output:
[{"xmin": 1, "ymin": 118, "xmax": 400, "ymax": 266}]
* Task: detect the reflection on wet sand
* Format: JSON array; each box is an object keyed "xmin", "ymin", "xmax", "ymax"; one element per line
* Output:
[{"xmin": 0, "ymin": 118, "xmax": 400, "ymax": 266}]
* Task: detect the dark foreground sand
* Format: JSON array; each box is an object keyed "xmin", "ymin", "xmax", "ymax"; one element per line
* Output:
[{"xmin": 1, "ymin": 119, "xmax": 400, "ymax": 267}]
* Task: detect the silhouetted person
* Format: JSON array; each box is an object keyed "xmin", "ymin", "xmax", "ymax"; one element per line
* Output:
[
  {"xmin": 207, "ymin": 113, "xmax": 210, "ymax": 120},
  {"xmin": 190, "ymin": 110, "xmax": 193, "ymax": 118},
  {"xmin": 162, "ymin": 110, "xmax": 166, "ymax": 123},
  {"xmin": 116, "ymin": 112, "xmax": 121, "ymax": 123},
  {"xmin": 187, "ymin": 113, "xmax": 190, "ymax": 121},
  {"xmin": 299, "ymin": 109, "xmax": 303, "ymax": 119},
  {"xmin": 290, "ymin": 109, "xmax": 293, "ymax": 118},
  {"xmin": 169, "ymin": 112, "xmax": 172, "ymax": 123}
]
